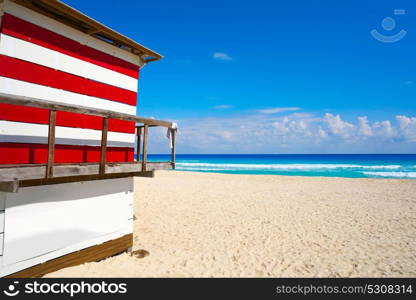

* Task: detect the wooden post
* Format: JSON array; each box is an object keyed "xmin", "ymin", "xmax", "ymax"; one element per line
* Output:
[
  {"xmin": 171, "ymin": 129, "xmax": 176, "ymax": 169},
  {"xmin": 136, "ymin": 126, "xmax": 141, "ymax": 162},
  {"xmin": 99, "ymin": 117, "xmax": 109, "ymax": 175},
  {"xmin": 142, "ymin": 125, "xmax": 148, "ymax": 172},
  {"xmin": 46, "ymin": 110, "xmax": 56, "ymax": 178}
]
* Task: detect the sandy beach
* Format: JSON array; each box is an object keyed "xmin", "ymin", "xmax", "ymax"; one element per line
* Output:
[{"xmin": 46, "ymin": 171, "xmax": 416, "ymax": 277}]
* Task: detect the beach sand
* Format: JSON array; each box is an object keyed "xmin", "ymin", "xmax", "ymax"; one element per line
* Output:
[{"xmin": 46, "ymin": 171, "xmax": 416, "ymax": 277}]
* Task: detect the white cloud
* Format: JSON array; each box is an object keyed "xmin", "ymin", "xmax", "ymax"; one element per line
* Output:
[
  {"xmin": 290, "ymin": 112, "xmax": 313, "ymax": 118},
  {"xmin": 213, "ymin": 104, "xmax": 233, "ymax": 109},
  {"xmin": 396, "ymin": 115, "xmax": 416, "ymax": 142},
  {"xmin": 323, "ymin": 113, "xmax": 355, "ymax": 138},
  {"xmin": 373, "ymin": 120, "xmax": 396, "ymax": 138},
  {"xmin": 147, "ymin": 112, "xmax": 416, "ymax": 154},
  {"xmin": 358, "ymin": 116, "xmax": 373, "ymax": 136},
  {"xmin": 214, "ymin": 130, "xmax": 234, "ymax": 140},
  {"xmin": 318, "ymin": 127, "xmax": 328, "ymax": 139},
  {"xmin": 258, "ymin": 107, "xmax": 301, "ymax": 114},
  {"xmin": 213, "ymin": 52, "xmax": 232, "ymax": 61}
]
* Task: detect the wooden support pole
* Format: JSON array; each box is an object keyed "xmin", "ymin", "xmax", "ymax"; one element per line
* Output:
[
  {"xmin": 99, "ymin": 117, "xmax": 109, "ymax": 175},
  {"xmin": 136, "ymin": 127, "xmax": 141, "ymax": 162},
  {"xmin": 142, "ymin": 125, "xmax": 149, "ymax": 172},
  {"xmin": 171, "ymin": 129, "xmax": 176, "ymax": 169},
  {"xmin": 46, "ymin": 110, "xmax": 56, "ymax": 178}
]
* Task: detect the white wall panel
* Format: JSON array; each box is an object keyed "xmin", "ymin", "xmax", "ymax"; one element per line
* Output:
[
  {"xmin": 0, "ymin": 233, "xmax": 3, "ymax": 255},
  {"xmin": 0, "ymin": 34, "xmax": 138, "ymax": 92},
  {"xmin": 0, "ymin": 120, "xmax": 135, "ymax": 147},
  {"xmin": 0, "ymin": 229, "xmax": 129, "ymax": 276},
  {"xmin": 0, "ymin": 211, "xmax": 4, "ymax": 233},
  {"xmin": 3, "ymin": 177, "xmax": 133, "ymax": 265},
  {"xmin": 0, "ymin": 77, "xmax": 136, "ymax": 115}
]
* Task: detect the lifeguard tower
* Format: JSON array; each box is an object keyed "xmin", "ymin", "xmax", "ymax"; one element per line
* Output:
[{"xmin": 0, "ymin": 0, "xmax": 176, "ymax": 277}]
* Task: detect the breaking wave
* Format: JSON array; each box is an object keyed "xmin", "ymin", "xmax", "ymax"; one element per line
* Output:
[
  {"xmin": 362, "ymin": 172, "xmax": 416, "ymax": 178},
  {"xmin": 176, "ymin": 163, "xmax": 401, "ymax": 171}
]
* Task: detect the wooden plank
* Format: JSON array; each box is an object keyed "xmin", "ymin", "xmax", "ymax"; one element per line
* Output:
[
  {"xmin": 136, "ymin": 126, "xmax": 141, "ymax": 162},
  {"xmin": 0, "ymin": 165, "xmax": 48, "ymax": 181},
  {"xmin": 137, "ymin": 171, "xmax": 155, "ymax": 178},
  {"xmin": 99, "ymin": 117, "xmax": 109, "ymax": 175},
  {"xmin": 5, "ymin": 233, "xmax": 133, "ymax": 278},
  {"xmin": 142, "ymin": 125, "xmax": 148, "ymax": 172},
  {"xmin": 0, "ymin": 162, "xmax": 172, "ymax": 182},
  {"xmin": 46, "ymin": 110, "xmax": 56, "ymax": 178},
  {"xmin": 87, "ymin": 28, "xmax": 101, "ymax": 35},
  {"xmin": 0, "ymin": 181, "xmax": 19, "ymax": 193},
  {"xmin": 19, "ymin": 170, "xmax": 155, "ymax": 188},
  {"xmin": 0, "ymin": 93, "xmax": 175, "ymax": 128},
  {"xmin": 20, "ymin": 173, "xmax": 139, "ymax": 188}
]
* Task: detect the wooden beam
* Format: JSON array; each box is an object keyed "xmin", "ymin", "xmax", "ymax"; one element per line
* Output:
[
  {"xmin": 0, "ymin": 162, "xmax": 172, "ymax": 182},
  {"xmin": 20, "ymin": 172, "xmax": 139, "ymax": 188},
  {"xmin": 87, "ymin": 28, "xmax": 101, "ymax": 35},
  {"xmin": 5, "ymin": 234, "xmax": 133, "ymax": 278},
  {"xmin": 142, "ymin": 125, "xmax": 148, "ymax": 172},
  {"xmin": 136, "ymin": 126, "xmax": 141, "ymax": 162},
  {"xmin": 0, "ymin": 180, "xmax": 19, "ymax": 193},
  {"xmin": 136, "ymin": 125, "xmax": 158, "ymax": 129},
  {"xmin": 46, "ymin": 110, "xmax": 56, "ymax": 178},
  {"xmin": 137, "ymin": 171, "xmax": 155, "ymax": 178},
  {"xmin": 19, "ymin": 171, "xmax": 155, "ymax": 188},
  {"xmin": 0, "ymin": 93, "xmax": 175, "ymax": 128},
  {"xmin": 99, "ymin": 118, "xmax": 109, "ymax": 175}
]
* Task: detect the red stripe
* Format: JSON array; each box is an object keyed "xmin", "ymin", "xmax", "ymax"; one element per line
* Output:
[
  {"xmin": 0, "ymin": 55, "xmax": 137, "ymax": 106},
  {"xmin": 0, "ymin": 103, "xmax": 135, "ymax": 134},
  {"xmin": 0, "ymin": 143, "xmax": 134, "ymax": 164},
  {"xmin": 1, "ymin": 13, "xmax": 140, "ymax": 79}
]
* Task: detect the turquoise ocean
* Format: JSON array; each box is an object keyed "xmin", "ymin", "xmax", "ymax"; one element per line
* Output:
[{"xmin": 144, "ymin": 154, "xmax": 416, "ymax": 179}]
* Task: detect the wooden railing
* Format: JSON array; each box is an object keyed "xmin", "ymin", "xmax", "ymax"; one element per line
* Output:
[
  {"xmin": 136, "ymin": 124, "xmax": 177, "ymax": 171},
  {"xmin": 0, "ymin": 93, "xmax": 176, "ymax": 189}
]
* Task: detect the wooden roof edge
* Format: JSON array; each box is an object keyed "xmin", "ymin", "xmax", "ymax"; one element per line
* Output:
[{"xmin": 11, "ymin": 0, "xmax": 163, "ymax": 63}]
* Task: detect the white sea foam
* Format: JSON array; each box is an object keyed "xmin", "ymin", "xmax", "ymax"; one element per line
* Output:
[
  {"xmin": 362, "ymin": 172, "xmax": 416, "ymax": 178},
  {"xmin": 176, "ymin": 163, "xmax": 401, "ymax": 171},
  {"xmin": 177, "ymin": 168, "xmax": 231, "ymax": 171}
]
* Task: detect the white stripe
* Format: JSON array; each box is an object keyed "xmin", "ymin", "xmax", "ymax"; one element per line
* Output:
[
  {"xmin": 0, "ymin": 121, "xmax": 135, "ymax": 147},
  {"xmin": 3, "ymin": 0, "xmax": 143, "ymax": 67},
  {"xmin": 0, "ymin": 77, "xmax": 136, "ymax": 115},
  {"xmin": 0, "ymin": 34, "xmax": 138, "ymax": 92}
]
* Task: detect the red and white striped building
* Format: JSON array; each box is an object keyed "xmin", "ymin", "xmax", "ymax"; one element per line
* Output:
[
  {"xmin": 0, "ymin": 0, "xmax": 167, "ymax": 277},
  {"xmin": 0, "ymin": 1, "xmax": 142, "ymax": 164}
]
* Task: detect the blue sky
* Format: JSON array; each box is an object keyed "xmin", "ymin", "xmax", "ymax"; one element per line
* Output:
[{"xmin": 64, "ymin": 0, "xmax": 415, "ymax": 153}]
